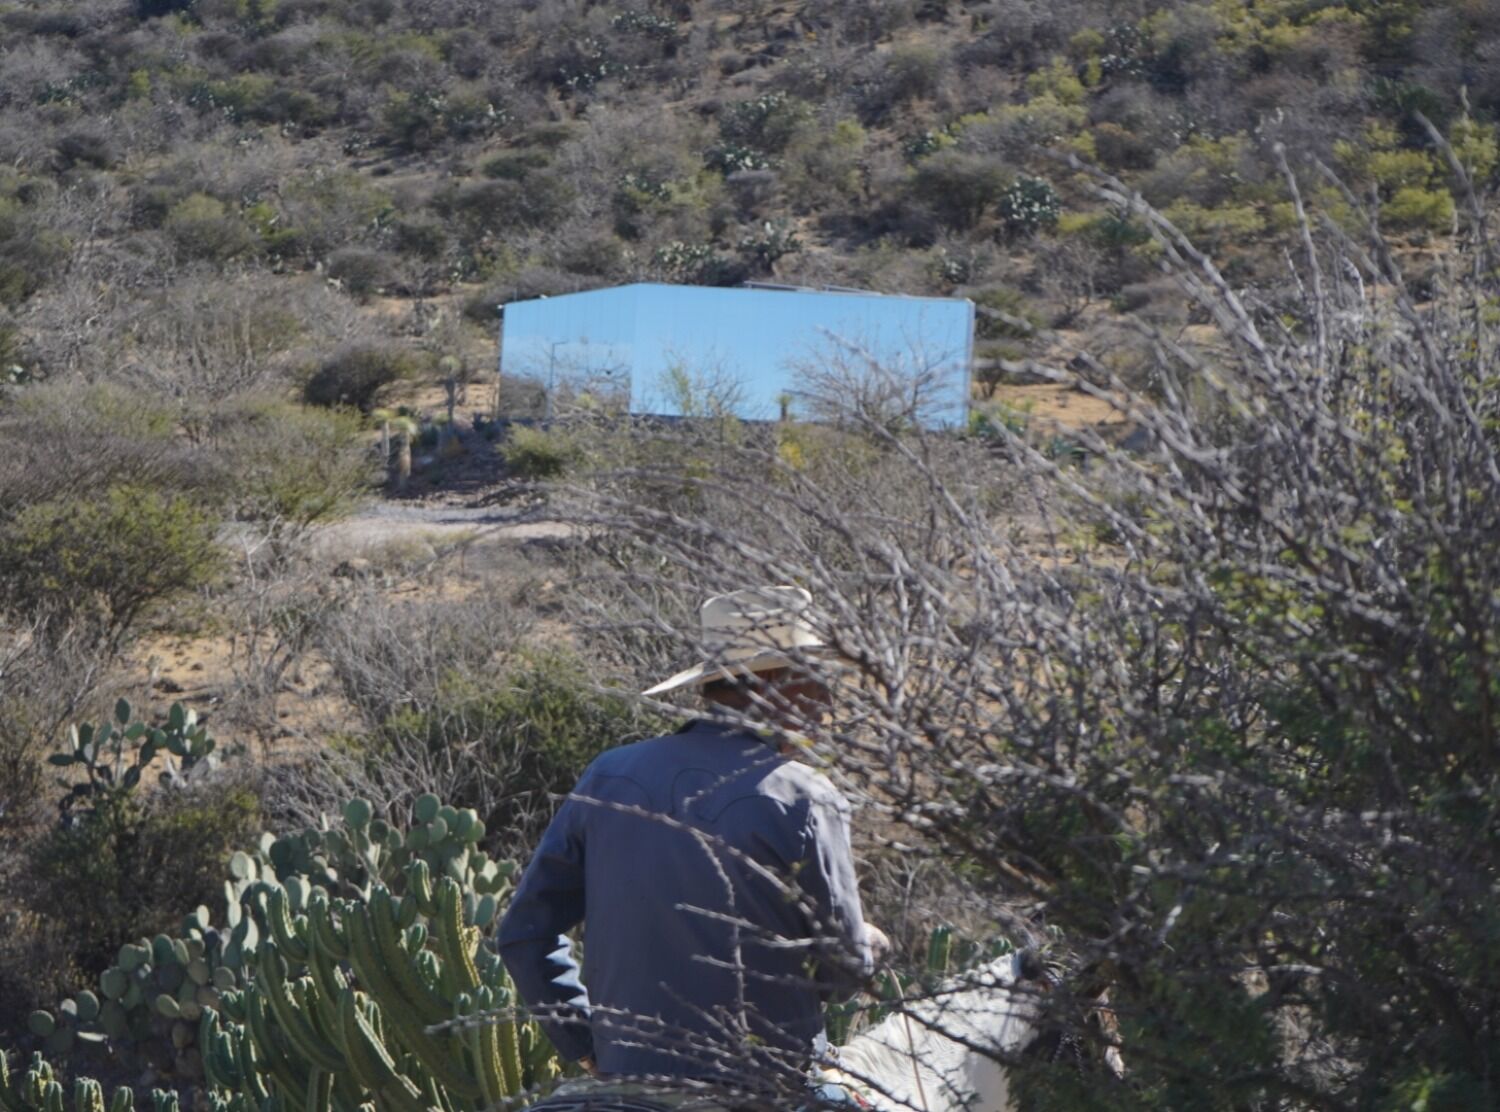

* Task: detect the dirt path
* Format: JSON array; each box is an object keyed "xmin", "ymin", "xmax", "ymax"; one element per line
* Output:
[{"xmin": 312, "ymin": 493, "xmax": 574, "ymax": 566}]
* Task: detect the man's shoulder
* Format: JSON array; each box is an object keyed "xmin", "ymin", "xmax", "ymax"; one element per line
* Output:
[
  {"xmin": 584, "ymin": 727, "xmax": 846, "ymax": 805},
  {"xmin": 584, "ymin": 730, "xmax": 680, "ymax": 772},
  {"xmin": 768, "ymin": 757, "xmax": 845, "ymax": 800},
  {"xmin": 576, "ymin": 730, "xmax": 696, "ymax": 793}
]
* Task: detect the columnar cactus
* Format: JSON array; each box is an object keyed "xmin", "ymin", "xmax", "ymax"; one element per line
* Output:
[
  {"xmin": 35, "ymin": 796, "xmax": 511, "ymax": 1077},
  {"xmin": 200, "ymin": 869, "xmax": 553, "ymax": 1112},
  {"xmin": 32, "ymin": 794, "xmax": 556, "ymax": 1109},
  {"xmin": 0, "ymin": 1049, "xmax": 167, "ymax": 1112}
]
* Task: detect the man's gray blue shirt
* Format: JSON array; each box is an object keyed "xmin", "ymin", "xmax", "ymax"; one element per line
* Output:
[{"xmin": 497, "ymin": 719, "xmax": 871, "ymax": 1082}]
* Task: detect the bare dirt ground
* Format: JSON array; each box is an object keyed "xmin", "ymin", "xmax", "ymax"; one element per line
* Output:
[
  {"xmin": 312, "ymin": 498, "xmax": 574, "ymax": 569},
  {"xmin": 989, "ymin": 382, "xmax": 1130, "ymax": 431},
  {"xmin": 128, "ymin": 473, "xmax": 573, "ymax": 760}
]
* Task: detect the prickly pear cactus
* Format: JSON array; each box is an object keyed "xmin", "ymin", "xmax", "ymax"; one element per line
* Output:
[
  {"xmin": 29, "ymin": 901, "xmax": 258, "ymax": 1081},
  {"xmin": 262, "ymin": 794, "xmax": 507, "ymax": 914}
]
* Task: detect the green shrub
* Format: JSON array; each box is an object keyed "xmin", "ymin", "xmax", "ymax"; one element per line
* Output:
[
  {"xmin": 1383, "ymin": 185, "xmax": 1455, "ymax": 232},
  {"xmin": 25, "ymin": 786, "xmax": 259, "ymax": 978},
  {"xmin": 276, "ymin": 173, "xmax": 392, "ymax": 262},
  {"xmin": 909, "ymin": 150, "xmax": 1009, "ymax": 231},
  {"xmin": 0, "ymin": 485, "xmax": 222, "ymax": 646},
  {"xmin": 52, "ymin": 129, "xmax": 116, "ymax": 172},
  {"xmin": 857, "ymin": 43, "xmax": 943, "ymax": 120},
  {"xmin": 191, "ymin": 73, "xmax": 332, "ymax": 127},
  {"xmin": 953, "ymin": 98, "xmax": 1087, "ymax": 161},
  {"xmin": 380, "ymin": 89, "xmax": 448, "ymax": 152},
  {"xmin": 0, "ymin": 315, "xmax": 17, "ymax": 368},
  {"xmin": 135, "ymin": 0, "xmax": 196, "ymax": 16},
  {"xmin": 376, "ymin": 652, "xmax": 659, "ymax": 840},
  {"xmin": 438, "ymin": 175, "xmax": 574, "ymax": 237},
  {"xmin": 1162, "ymin": 200, "xmax": 1267, "ymax": 248},
  {"xmin": 972, "ymin": 286, "xmax": 1042, "ymax": 341},
  {"xmin": 0, "ymin": 197, "xmax": 68, "ymax": 306},
  {"xmin": 501, "ymin": 424, "xmax": 581, "ymax": 480},
  {"xmin": 1367, "ymin": 147, "xmax": 1440, "ymax": 192},
  {"xmin": 1024, "ymin": 57, "xmax": 1088, "ymax": 106},
  {"xmin": 302, "ymin": 344, "xmax": 420, "ymax": 412},
  {"xmin": 1450, "ymin": 115, "xmax": 1499, "ymax": 184},
  {"xmin": 217, "ymin": 399, "xmax": 375, "ymax": 534},
  {"xmin": 481, "ymin": 149, "xmax": 552, "ymax": 181},
  {"xmin": 0, "ymin": 382, "xmax": 182, "ymax": 516},
  {"xmin": 163, "ymin": 193, "xmax": 256, "ymax": 263},
  {"xmin": 391, "ymin": 213, "xmax": 448, "ymax": 260},
  {"xmin": 1091, "ymin": 122, "xmax": 1156, "ymax": 171},
  {"xmin": 326, "ymin": 247, "xmax": 395, "ymax": 299}
]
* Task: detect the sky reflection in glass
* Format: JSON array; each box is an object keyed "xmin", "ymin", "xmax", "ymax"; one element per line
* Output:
[{"xmin": 499, "ymin": 283, "xmax": 974, "ymax": 427}]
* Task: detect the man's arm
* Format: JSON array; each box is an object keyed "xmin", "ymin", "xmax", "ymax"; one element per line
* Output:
[
  {"xmin": 496, "ymin": 797, "xmax": 595, "ymax": 1063},
  {"xmin": 800, "ymin": 790, "xmax": 875, "ymax": 999}
]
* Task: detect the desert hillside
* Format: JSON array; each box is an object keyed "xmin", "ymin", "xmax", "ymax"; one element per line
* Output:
[{"xmin": 2, "ymin": 2, "xmax": 1499, "ymax": 1110}]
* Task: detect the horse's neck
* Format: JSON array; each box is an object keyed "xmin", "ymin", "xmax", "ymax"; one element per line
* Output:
[{"xmin": 832, "ymin": 957, "xmax": 1032, "ymax": 1112}]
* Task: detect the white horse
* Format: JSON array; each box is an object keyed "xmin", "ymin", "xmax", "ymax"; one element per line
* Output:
[
  {"xmin": 822, "ymin": 952, "xmax": 1041, "ymax": 1112},
  {"xmin": 524, "ymin": 953, "xmax": 1056, "ymax": 1112}
]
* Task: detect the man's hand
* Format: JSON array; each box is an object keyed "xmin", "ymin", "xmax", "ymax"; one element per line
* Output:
[
  {"xmin": 578, "ymin": 1055, "xmax": 599, "ymax": 1078},
  {"xmin": 865, "ymin": 924, "xmax": 892, "ymax": 962}
]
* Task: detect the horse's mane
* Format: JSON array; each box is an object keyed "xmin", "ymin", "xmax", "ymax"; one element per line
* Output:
[{"xmin": 823, "ymin": 952, "xmax": 1038, "ymax": 1112}]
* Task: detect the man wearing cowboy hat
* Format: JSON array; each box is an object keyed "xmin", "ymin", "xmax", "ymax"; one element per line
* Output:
[{"xmin": 497, "ymin": 585, "xmax": 884, "ymax": 1091}]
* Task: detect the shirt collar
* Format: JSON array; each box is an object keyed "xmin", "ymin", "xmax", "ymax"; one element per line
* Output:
[{"xmin": 678, "ymin": 717, "xmax": 776, "ymax": 746}]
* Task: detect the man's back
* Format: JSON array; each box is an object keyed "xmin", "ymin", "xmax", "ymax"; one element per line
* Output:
[{"xmin": 497, "ymin": 719, "xmax": 869, "ymax": 1083}]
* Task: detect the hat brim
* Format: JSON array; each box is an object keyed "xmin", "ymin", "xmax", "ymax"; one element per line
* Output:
[{"xmin": 641, "ymin": 647, "xmax": 837, "ymax": 698}]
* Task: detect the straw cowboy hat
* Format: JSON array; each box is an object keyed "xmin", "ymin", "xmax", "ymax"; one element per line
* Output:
[{"xmin": 642, "ymin": 585, "xmax": 834, "ymax": 697}]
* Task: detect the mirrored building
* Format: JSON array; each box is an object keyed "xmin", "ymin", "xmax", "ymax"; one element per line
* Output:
[{"xmin": 498, "ymin": 283, "xmax": 975, "ymax": 427}]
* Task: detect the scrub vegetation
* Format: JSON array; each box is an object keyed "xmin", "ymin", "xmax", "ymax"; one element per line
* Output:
[{"xmin": 3, "ymin": 1, "xmax": 1500, "ymax": 1109}]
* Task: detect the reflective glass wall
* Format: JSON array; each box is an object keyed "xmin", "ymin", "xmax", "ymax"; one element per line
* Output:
[{"xmin": 499, "ymin": 284, "xmax": 973, "ymax": 427}]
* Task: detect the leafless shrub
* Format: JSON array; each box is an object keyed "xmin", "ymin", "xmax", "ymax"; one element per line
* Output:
[
  {"xmin": 0, "ymin": 615, "xmax": 103, "ymax": 833},
  {"xmin": 0, "ymin": 380, "xmax": 194, "ymax": 515},
  {"xmin": 214, "ymin": 560, "xmax": 341, "ymax": 748},
  {"xmin": 273, "ymin": 573, "xmax": 665, "ymax": 849},
  {"xmin": 120, "ymin": 271, "xmax": 312, "ymax": 422},
  {"xmin": 789, "ymin": 332, "xmax": 969, "ymax": 432},
  {"xmin": 318, "ymin": 589, "xmax": 529, "ymax": 728},
  {"xmin": 725, "ymin": 168, "xmax": 780, "ymax": 217},
  {"xmin": 270, "ymin": 588, "xmax": 532, "ymax": 822}
]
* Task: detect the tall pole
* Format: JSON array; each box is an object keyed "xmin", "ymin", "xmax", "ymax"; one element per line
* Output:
[
  {"xmin": 494, "ymin": 304, "xmax": 504, "ymax": 421},
  {"xmin": 546, "ymin": 340, "xmax": 563, "ymax": 423}
]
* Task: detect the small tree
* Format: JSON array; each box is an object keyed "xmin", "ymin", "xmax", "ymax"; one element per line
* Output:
[
  {"xmin": 0, "ymin": 485, "xmax": 221, "ymax": 651},
  {"xmin": 909, "ymin": 150, "xmax": 1010, "ymax": 231}
]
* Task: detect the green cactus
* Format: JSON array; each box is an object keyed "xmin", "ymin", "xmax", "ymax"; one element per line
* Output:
[
  {"xmin": 926, "ymin": 924, "xmax": 953, "ymax": 975},
  {"xmin": 0, "ymin": 1051, "xmax": 148, "ymax": 1112},
  {"xmin": 201, "ymin": 871, "xmax": 553, "ymax": 1112},
  {"xmin": 34, "ymin": 795, "xmax": 552, "ymax": 1108},
  {"xmin": 48, "ymin": 702, "xmax": 226, "ymax": 824}
]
